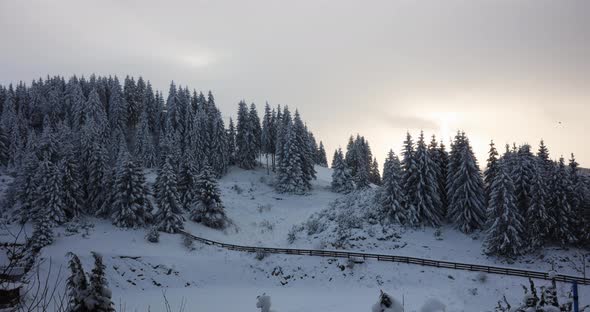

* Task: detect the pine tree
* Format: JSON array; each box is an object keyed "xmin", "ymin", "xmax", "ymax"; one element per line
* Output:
[
  {"xmin": 527, "ymin": 161, "xmax": 551, "ymax": 249},
  {"xmin": 134, "ymin": 110, "xmax": 157, "ymax": 168},
  {"xmin": 317, "ymin": 141, "xmax": 328, "ymax": 167},
  {"xmin": 82, "ymin": 124, "xmax": 110, "ymax": 215},
  {"xmin": 191, "ymin": 164, "xmax": 228, "ymax": 229},
  {"xmin": 412, "ymin": 131, "xmax": 443, "ymax": 226},
  {"xmin": 60, "ymin": 155, "xmax": 83, "ymax": 220},
  {"xmin": 513, "ymin": 144, "xmax": 536, "ymax": 217},
  {"xmin": 34, "ymin": 155, "xmax": 66, "ymax": 225},
  {"xmin": 549, "ymin": 157, "xmax": 576, "ymax": 244},
  {"xmin": 227, "ymin": 118, "xmax": 237, "ymax": 166},
  {"xmin": 66, "ymin": 252, "xmax": 89, "ymax": 312},
  {"xmin": 276, "ymin": 120, "xmax": 305, "ymax": 194},
  {"xmin": 178, "ymin": 156, "xmax": 200, "ymax": 212},
  {"xmin": 401, "ymin": 132, "xmax": 419, "ymax": 225},
  {"xmin": 447, "ymin": 132, "xmax": 486, "ymax": 233},
  {"xmin": 29, "ymin": 213, "xmax": 53, "ymax": 252},
  {"xmin": 236, "ymin": 101, "xmax": 257, "ymax": 169},
  {"xmin": 484, "ymin": 161, "xmax": 525, "ymax": 258},
  {"xmin": 250, "ymin": 103, "xmax": 262, "ymax": 156},
  {"xmin": 87, "ymin": 252, "xmax": 115, "ymax": 312},
  {"xmin": 568, "ymin": 153, "xmax": 586, "ymax": 239},
  {"xmin": 154, "ymin": 156, "xmax": 184, "ymax": 233},
  {"xmin": 484, "ymin": 140, "xmax": 499, "ymax": 202},
  {"xmin": 261, "ymin": 103, "xmax": 273, "ymax": 172},
  {"xmin": 111, "ymin": 153, "xmax": 152, "ymax": 228},
  {"xmin": 0, "ymin": 125, "xmax": 9, "ymax": 166},
  {"xmin": 293, "ymin": 111, "xmax": 316, "ymax": 190},
  {"xmin": 208, "ymin": 106, "xmax": 229, "ymax": 176},
  {"xmin": 330, "ymin": 148, "xmax": 354, "ymax": 194},
  {"xmin": 437, "ymin": 141, "xmax": 449, "ymax": 216},
  {"xmin": 369, "ymin": 157, "xmax": 381, "ymax": 185},
  {"xmin": 380, "ymin": 150, "xmax": 408, "ymax": 224}
]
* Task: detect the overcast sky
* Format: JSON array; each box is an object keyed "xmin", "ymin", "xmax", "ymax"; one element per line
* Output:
[{"xmin": 1, "ymin": 0, "xmax": 589, "ymax": 167}]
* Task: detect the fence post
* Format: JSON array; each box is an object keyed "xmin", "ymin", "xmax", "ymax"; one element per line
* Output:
[{"xmin": 573, "ymin": 281, "xmax": 579, "ymax": 312}]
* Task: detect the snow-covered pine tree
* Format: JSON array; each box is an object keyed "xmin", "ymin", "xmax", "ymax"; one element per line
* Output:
[
  {"xmin": 111, "ymin": 152, "xmax": 152, "ymax": 228},
  {"xmin": 437, "ymin": 141, "xmax": 449, "ymax": 216},
  {"xmin": 66, "ymin": 252, "xmax": 89, "ymax": 312},
  {"xmin": 331, "ymin": 148, "xmax": 355, "ymax": 194},
  {"xmin": 261, "ymin": 103, "xmax": 274, "ymax": 172},
  {"xmin": 227, "ymin": 117, "xmax": 237, "ymax": 166},
  {"xmin": 513, "ymin": 144, "xmax": 536, "ymax": 217},
  {"xmin": 527, "ymin": 161, "xmax": 552, "ymax": 249},
  {"xmin": 107, "ymin": 77, "xmax": 128, "ymax": 133},
  {"xmin": 208, "ymin": 105, "xmax": 229, "ymax": 176},
  {"xmin": 549, "ymin": 157, "xmax": 576, "ymax": 244},
  {"xmin": 178, "ymin": 155, "xmax": 200, "ymax": 212},
  {"xmin": 87, "ymin": 252, "xmax": 115, "ymax": 312},
  {"xmin": 380, "ymin": 150, "xmax": 408, "ymax": 224},
  {"xmin": 34, "ymin": 154, "xmax": 66, "ymax": 225},
  {"xmin": 293, "ymin": 110, "xmax": 316, "ymax": 190},
  {"xmin": 276, "ymin": 118, "xmax": 305, "ymax": 194},
  {"xmin": 250, "ymin": 103, "xmax": 262, "ymax": 157},
  {"xmin": 447, "ymin": 131, "xmax": 486, "ymax": 233},
  {"xmin": 412, "ymin": 131, "xmax": 443, "ymax": 226},
  {"xmin": 401, "ymin": 132, "xmax": 419, "ymax": 224},
  {"xmin": 236, "ymin": 101, "xmax": 257, "ymax": 169},
  {"xmin": 29, "ymin": 212, "xmax": 54, "ymax": 252},
  {"xmin": 317, "ymin": 141, "xmax": 328, "ymax": 167},
  {"xmin": 134, "ymin": 110, "xmax": 157, "ymax": 168},
  {"xmin": 0, "ymin": 125, "xmax": 9, "ymax": 166},
  {"xmin": 568, "ymin": 153, "xmax": 586, "ymax": 239},
  {"xmin": 484, "ymin": 160, "xmax": 525, "ymax": 258},
  {"xmin": 484, "ymin": 140, "xmax": 499, "ymax": 202},
  {"xmin": 369, "ymin": 157, "xmax": 381, "ymax": 185},
  {"xmin": 191, "ymin": 163, "xmax": 228, "ymax": 229},
  {"xmin": 12, "ymin": 151, "xmax": 39, "ymax": 223},
  {"xmin": 345, "ymin": 135, "xmax": 356, "ymax": 174},
  {"xmin": 154, "ymin": 156, "xmax": 184, "ymax": 233}
]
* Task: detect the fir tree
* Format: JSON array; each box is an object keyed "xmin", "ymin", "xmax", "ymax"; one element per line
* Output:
[
  {"xmin": 34, "ymin": 155, "xmax": 66, "ymax": 225},
  {"xmin": 87, "ymin": 252, "xmax": 115, "ymax": 312},
  {"xmin": 369, "ymin": 157, "xmax": 381, "ymax": 185},
  {"xmin": 513, "ymin": 144, "xmax": 536, "ymax": 217},
  {"xmin": 178, "ymin": 156, "xmax": 200, "ymax": 212},
  {"xmin": 154, "ymin": 156, "xmax": 184, "ymax": 233},
  {"xmin": 66, "ymin": 252, "xmax": 89, "ymax": 312},
  {"xmin": 484, "ymin": 140, "xmax": 499, "ymax": 202},
  {"xmin": 236, "ymin": 101, "xmax": 257, "ymax": 169},
  {"xmin": 412, "ymin": 131, "xmax": 443, "ymax": 226},
  {"xmin": 249, "ymin": 103, "xmax": 262, "ymax": 156},
  {"xmin": 111, "ymin": 153, "xmax": 152, "ymax": 228},
  {"xmin": 484, "ymin": 161, "xmax": 525, "ymax": 258},
  {"xmin": 401, "ymin": 132, "xmax": 419, "ymax": 225},
  {"xmin": 293, "ymin": 111, "xmax": 316, "ymax": 190},
  {"xmin": 29, "ymin": 213, "xmax": 54, "ymax": 252},
  {"xmin": 380, "ymin": 150, "xmax": 408, "ymax": 224},
  {"xmin": 447, "ymin": 132, "xmax": 486, "ymax": 233},
  {"xmin": 0, "ymin": 125, "xmax": 9, "ymax": 166},
  {"xmin": 261, "ymin": 103, "xmax": 273, "ymax": 172},
  {"xmin": 331, "ymin": 148, "xmax": 354, "ymax": 194},
  {"xmin": 134, "ymin": 110, "xmax": 157, "ymax": 168},
  {"xmin": 317, "ymin": 141, "xmax": 328, "ymax": 167},
  {"xmin": 276, "ymin": 119, "xmax": 305, "ymax": 194},
  {"xmin": 437, "ymin": 141, "xmax": 449, "ymax": 216},
  {"xmin": 191, "ymin": 163, "xmax": 228, "ymax": 229},
  {"xmin": 527, "ymin": 162, "xmax": 551, "ymax": 249},
  {"xmin": 227, "ymin": 117, "xmax": 237, "ymax": 166},
  {"xmin": 549, "ymin": 157, "xmax": 576, "ymax": 244}
]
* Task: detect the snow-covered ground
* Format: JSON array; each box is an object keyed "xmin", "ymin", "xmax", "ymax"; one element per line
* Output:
[{"xmin": 1, "ymin": 165, "xmax": 589, "ymax": 311}]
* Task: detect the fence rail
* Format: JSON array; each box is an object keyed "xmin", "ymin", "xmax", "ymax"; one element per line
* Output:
[{"xmin": 180, "ymin": 230, "xmax": 590, "ymax": 285}]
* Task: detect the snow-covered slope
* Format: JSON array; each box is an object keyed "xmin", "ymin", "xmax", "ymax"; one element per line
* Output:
[{"xmin": 2, "ymin": 165, "xmax": 589, "ymax": 312}]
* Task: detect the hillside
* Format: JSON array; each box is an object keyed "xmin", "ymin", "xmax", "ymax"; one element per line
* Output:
[{"xmin": 2, "ymin": 165, "xmax": 588, "ymax": 312}]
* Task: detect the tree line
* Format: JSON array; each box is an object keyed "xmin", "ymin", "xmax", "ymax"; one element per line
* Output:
[
  {"xmin": 0, "ymin": 75, "xmax": 328, "ymax": 249},
  {"xmin": 331, "ymin": 131, "xmax": 589, "ymax": 257}
]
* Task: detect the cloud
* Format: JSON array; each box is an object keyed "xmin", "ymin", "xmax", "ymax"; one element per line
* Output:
[{"xmin": 379, "ymin": 114, "xmax": 439, "ymax": 131}]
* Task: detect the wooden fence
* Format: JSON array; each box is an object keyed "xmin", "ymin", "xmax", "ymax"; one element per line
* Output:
[{"xmin": 180, "ymin": 230, "xmax": 590, "ymax": 285}]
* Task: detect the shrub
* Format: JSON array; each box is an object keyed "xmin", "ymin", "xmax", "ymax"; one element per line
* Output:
[{"xmin": 146, "ymin": 227, "xmax": 159, "ymax": 243}]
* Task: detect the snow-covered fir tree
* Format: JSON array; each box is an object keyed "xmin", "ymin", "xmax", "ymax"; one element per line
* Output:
[
  {"xmin": 400, "ymin": 132, "xmax": 419, "ymax": 225},
  {"xmin": 379, "ymin": 150, "xmax": 408, "ymax": 224},
  {"xmin": 484, "ymin": 160, "xmax": 525, "ymax": 258},
  {"xmin": 178, "ymin": 155, "xmax": 201, "ymax": 212},
  {"xmin": 568, "ymin": 153, "xmax": 586, "ymax": 239},
  {"xmin": 436, "ymin": 141, "xmax": 449, "ymax": 216},
  {"xmin": 134, "ymin": 110, "xmax": 157, "ymax": 168},
  {"xmin": 293, "ymin": 110, "xmax": 316, "ymax": 190},
  {"xmin": 236, "ymin": 101, "xmax": 257, "ymax": 169},
  {"xmin": 369, "ymin": 157, "xmax": 381, "ymax": 185},
  {"xmin": 191, "ymin": 163, "xmax": 228, "ymax": 229},
  {"xmin": 110, "ymin": 152, "xmax": 152, "ymax": 228},
  {"xmin": 34, "ymin": 154, "xmax": 66, "ymax": 225},
  {"xmin": 317, "ymin": 141, "xmax": 328, "ymax": 167},
  {"xmin": 549, "ymin": 157, "xmax": 576, "ymax": 244},
  {"xmin": 87, "ymin": 252, "xmax": 115, "ymax": 312},
  {"xmin": 261, "ymin": 103, "xmax": 274, "ymax": 172},
  {"xmin": 276, "ymin": 116, "xmax": 305, "ymax": 194},
  {"xmin": 513, "ymin": 144, "xmax": 536, "ymax": 217},
  {"xmin": 66, "ymin": 252, "xmax": 89, "ymax": 312},
  {"xmin": 249, "ymin": 103, "xmax": 262, "ymax": 156},
  {"xmin": 227, "ymin": 117, "xmax": 237, "ymax": 166},
  {"xmin": 0, "ymin": 125, "xmax": 9, "ymax": 166},
  {"xmin": 411, "ymin": 131, "xmax": 443, "ymax": 226},
  {"xmin": 29, "ymin": 212, "xmax": 54, "ymax": 252},
  {"xmin": 154, "ymin": 156, "xmax": 184, "ymax": 233},
  {"xmin": 484, "ymin": 140, "xmax": 499, "ymax": 202},
  {"xmin": 331, "ymin": 148, "xmax": 355, "ymax": 194},
  {"xmin": 526, "ymin": 161, "xmax": 552, "ymax": 249},
  {"xmin": 447, "ymin": 131, "xmax": 486, "ymax": 233}
]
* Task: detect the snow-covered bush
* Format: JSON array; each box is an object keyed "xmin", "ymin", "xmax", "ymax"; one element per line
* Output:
[
  {"xmin": 146, "ymin": 226, "xmax": 160, "ymax": 243},
  {"xmin": 372, "ymin": 290, "xmax": 403, "ymax": 312},
  {"xmin": 231, "ymin": 184, "xmax": 244, "ymax": 195},
  {"xmin": 286, "ymin": 225, "xmax": 303, "ymax": 244},
  {"xmin": 256, "ymin": 293, "xmax": 274, "ymax": 312},
  {"xmin": 420, "ymin": 298, "xmax": 446, "ymax": 312},
  {"xmin": 255, "ymin": 250, "xmax": 268, "ymax": 261},
  {"xmin": 476, "ymin": 272, "xmax": 487, "ymax": 284},
  {"xmin": 257, "ymin": 203, "xmax": 272, "ymax": 213},
  {"xmin": 182, "ymin": 233, "xmax": 195, "ymax": 251},
  {"xmin": 259, "ymin": 220, "xmax": 274, "ymax": 233}
]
